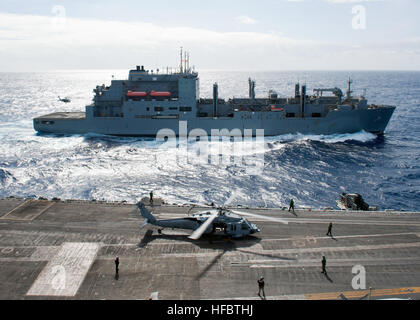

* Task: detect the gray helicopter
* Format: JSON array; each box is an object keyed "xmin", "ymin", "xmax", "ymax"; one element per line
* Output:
[
  {"xmin": 58, "ymin": 96, "xmax": 71, "ymax": 103},
  {"xmin": 135, "ymin": 202, "xmax": 288, "ymax": 240}
]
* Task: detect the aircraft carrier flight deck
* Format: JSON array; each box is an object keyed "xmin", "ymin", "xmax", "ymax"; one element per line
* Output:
[{"xmin": 1, "ymin": 197, "xmax": 420, "ymax": 300}]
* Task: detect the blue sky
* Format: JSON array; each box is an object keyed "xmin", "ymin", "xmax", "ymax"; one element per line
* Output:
[{"xmin": 0, "ymin": 0, "xmax": 419, "ymax": 71}]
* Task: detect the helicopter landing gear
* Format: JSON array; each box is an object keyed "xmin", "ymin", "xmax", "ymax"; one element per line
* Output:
[
  {"xmin": 224, "ymin": 235, "xmax": 234, "ymax": 243},
  {"xmin": 209, "ymin": 226, "xmax": 216, "ymax": 244}
]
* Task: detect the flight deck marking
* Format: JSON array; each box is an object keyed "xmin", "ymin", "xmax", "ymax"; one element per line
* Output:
[
  {"xmin": 245, "ymin": 257, "xmax": 420, "ymax": 269},
  {"xmin": 26, "ymin": 242, "xmax": 100, "ymax": 297},
  {"xmin": 26, "ymin": 201, "xmax": 55, "ymax": 221},
  {"xmin": 234, "ymin": 241, "xmax": 420, "ymax": 259},
  {"xmin": 146, "ymin": 241, "xmax": 420, "ymax": 260},
  {"xmin": 279, "ymin": 217, "xmax": 420, "ymax": 227},
  {"xmin": 0, "ymin": 200, "xmax": 55, "ymax": 221},
  {"xmin": 305, "ymin": 286, "xmax": 420, "ymax": 300},
  {"xmin": 0, "ymin": 200, "xmax": 29, "ymax": 219},
  {"xmin": 123, "ymin": 232, "xmax": 418, "ymax": 247},
  {"xmin": 209, "ymin": 287, "xmax": 420, "ymax": 300},
  {"xmin": 260, "ymin": 232, "xmax": 419, "ymax": 242}
]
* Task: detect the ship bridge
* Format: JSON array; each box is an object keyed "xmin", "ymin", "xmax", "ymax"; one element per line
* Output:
[{"xmin": 87, "ymin": 59, "xmax": 200, "ymax": 120}]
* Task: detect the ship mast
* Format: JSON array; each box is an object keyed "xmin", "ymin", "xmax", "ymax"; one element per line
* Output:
[
  {"xmin": 179, "ymin": 48, "xmax": 192, "ymax": 74},
  {"xmin": 180, "ymin": 47, "xmax": 183, "ymax": 73},
  {"xmin": 184, "ymin": 51, "xmax": 187, "ymax": 74},
  {"xmin": 346, "ymin": 77, "xmax": 353, "ymax": 100}
]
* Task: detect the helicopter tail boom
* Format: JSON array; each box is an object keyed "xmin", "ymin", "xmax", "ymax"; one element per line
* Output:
[{"xmin": 137, "ymin": 202, "xmax": 157, "ymax": 224}]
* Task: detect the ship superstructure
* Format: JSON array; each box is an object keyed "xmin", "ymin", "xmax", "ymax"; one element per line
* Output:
[{"xmin": 34, "ymin": 53, "xmax": 395, "ymax": 137}]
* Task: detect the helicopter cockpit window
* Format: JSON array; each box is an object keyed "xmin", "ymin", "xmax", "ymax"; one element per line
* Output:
[{"xmin": 241, "ymin": 222, "xmax": 248, "ymax": 230}]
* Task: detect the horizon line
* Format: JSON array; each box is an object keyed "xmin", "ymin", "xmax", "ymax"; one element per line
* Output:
[{"xmin": 1, "ymin": 69, "xmax": 420, "ymax": 73}]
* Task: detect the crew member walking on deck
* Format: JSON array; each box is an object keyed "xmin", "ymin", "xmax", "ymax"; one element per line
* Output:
[
  {"xmin": 149, "ymin": 191, "xmax": 153, "ymax": 205},
  {"xmin": 257, "ymin": 277, "xmax": 266, "ymax": 299},
  {"xmin": 321, "ymin": 256, "xmax": 327, "ymax": 274},
  {"xmin": 115, "ymin": 256, "xmax": 120, "ymax": 275},
  {"xmin": 326, "ymin": 223, "xmax": 333, "ymax": 237},
  {"xmin": 288, "ymin": 198, "xmax": 295, "ymax": 213}
]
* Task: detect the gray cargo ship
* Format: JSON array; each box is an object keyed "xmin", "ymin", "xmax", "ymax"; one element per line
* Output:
[{"xmin": 34, "ymin": 57, "xmax": 395, "ymax": 137}]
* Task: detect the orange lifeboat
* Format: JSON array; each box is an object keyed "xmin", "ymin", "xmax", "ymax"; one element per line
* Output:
[
  {"xmin": 127, "ymin": 90, "xmax": 147, "ymax": 97},
  {"xmin": 150, "ymin": 91, "xmax": 171, "ymax": 97},
  {"xmin": 271, "ymin": 105, "xmax": 284, "ymax": 112}
]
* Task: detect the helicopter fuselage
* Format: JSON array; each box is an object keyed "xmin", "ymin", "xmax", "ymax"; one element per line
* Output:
[{"xmin": 152, "ymin": 211, "xmax": 260, "ymax": 238}]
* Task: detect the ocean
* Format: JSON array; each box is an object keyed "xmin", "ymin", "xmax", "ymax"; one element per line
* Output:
[{"xmin": 0, "ymin": 70, "xmax": 419, "ymax": 210}]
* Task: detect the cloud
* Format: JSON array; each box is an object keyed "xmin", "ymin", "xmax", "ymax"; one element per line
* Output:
[
  {"xmin": 288, "ymin": 0, "xmax": 385, "ymax": 2},
  {"xmin": 0, "ymin": 11, "xmax": 418, "ymax": 71},
  {"xmin": 0, "ymin": 12, "xmax": 312, "ymax": 70},
  {"xmin": 235, "ymin": 15, "xmax": 258, "ymax": 25},
  {"xmin": 0, "ymin": 12, "xmax": 302, "ymax": 49},
  {"xmin": 324, "ymin": 0, "xmax": 384, "ymax": 3}
]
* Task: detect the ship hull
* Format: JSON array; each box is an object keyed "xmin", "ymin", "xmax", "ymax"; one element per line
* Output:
[{"xmin": 34, "ymin": 106, "xmax": 395, "ymax": 137}]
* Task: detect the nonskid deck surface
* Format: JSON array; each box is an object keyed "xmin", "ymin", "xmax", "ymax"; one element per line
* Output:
[{"xmin": 1, "ymin": 197, "xmax": 420, "ymax": 300}]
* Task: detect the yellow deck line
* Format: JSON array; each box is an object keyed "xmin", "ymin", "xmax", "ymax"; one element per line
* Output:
[
  {"xmin": 27, "ymin": 201, "xmax": 55, "ymax": 221},
  {"xmin": 0, "ymin": 200, "xmax": 55, "ymax": 221},
  {"xmin": 0, "ymin": 200, "xmax": 31, "ymax": 219},
  {"xmin": 305, "ymin": 286, "xmax": 420, "ymax": 300}
]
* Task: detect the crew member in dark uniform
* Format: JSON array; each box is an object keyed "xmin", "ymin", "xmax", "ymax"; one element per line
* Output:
[
  {"xmin": 326, "ymin": 223, "xmax": 333, "ymax": 237},
  {"xmin": 321, "ymin": 256, "xmax": 327, "ymax": 274},
  {"xmin": 115, "ymin": 256, "xmax": 120, "ymax": 275},
  {"xmin": 288, "ymin": 198, "xmax": 295, "ymax": 213},
  {"xmin": 257, "ymin": 276, "xmax": 266, "ymax": 298},
  {"xmin": 149, "ymin": 191, "xmax": 153, "ymax": 205}
]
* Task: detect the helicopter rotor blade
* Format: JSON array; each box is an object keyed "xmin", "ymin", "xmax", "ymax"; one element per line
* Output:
[
  {"xmin": 188, "ymin": 212, "xmax": 218, "ymax": 240},
  {"xmin": 140, "ymin": 219, "xmax": 149, "ymax": 229},
  {"xmin": 182, "ymin": 201, "xmax": 214, "ymax": 208},
  {"xmin": 230, "ymin": 210, "xmax": 289, "ymax": 225}
]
